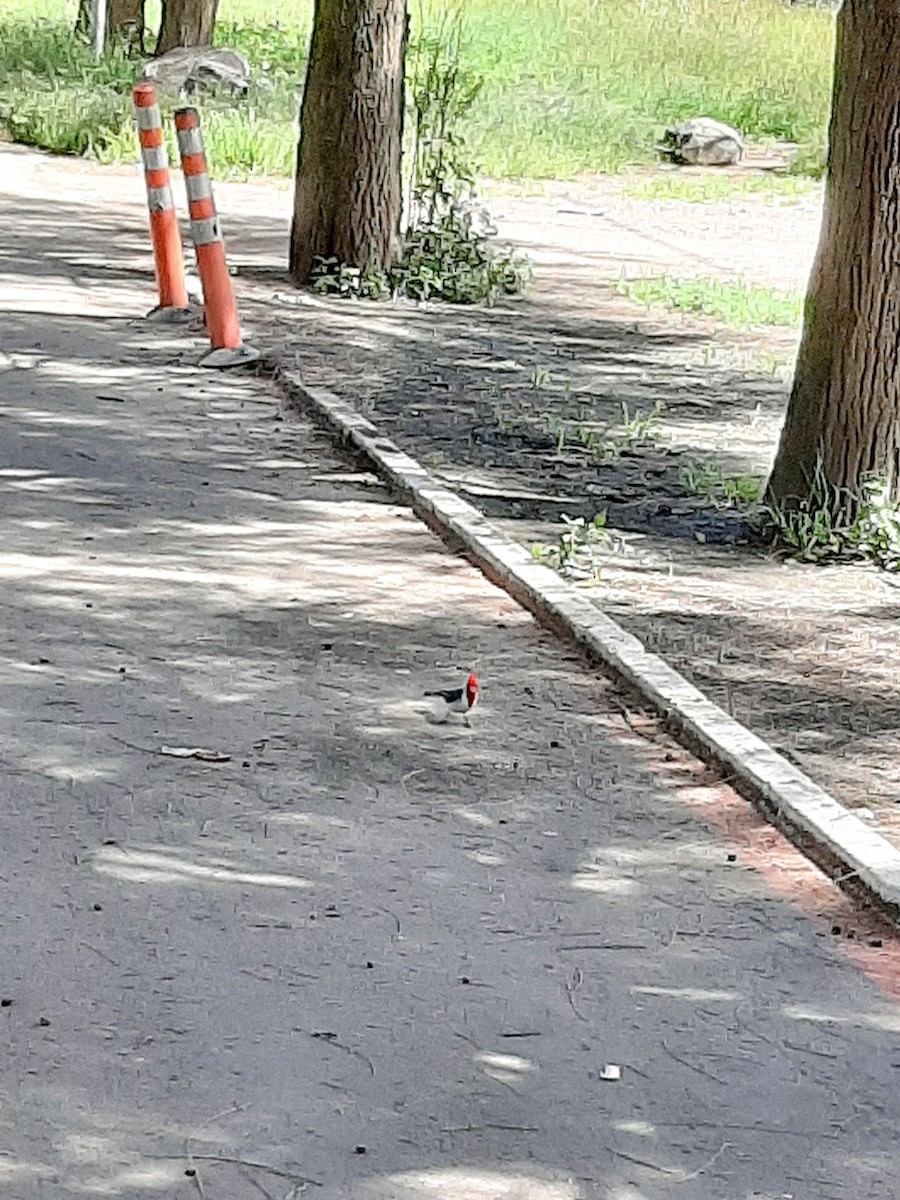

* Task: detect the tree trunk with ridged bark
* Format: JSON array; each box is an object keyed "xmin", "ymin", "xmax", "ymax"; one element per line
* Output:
[
  {"xmin": 290, "ymin": 0, "xmax": 406, "ymax": 284},
  {"xmin": 155, "ymin": 0, "xmax": 219, "ymax": 54},
  {"xmin": 767, "ymin": 1, "xmax": 900, "ymax": 506},
  {"xmin": 76, "ymin": 0, "xmax": 145, "ymax": 51},
  {"xmin": 108, "ymin": 0, "xmax": 145, "ymax": 51}
]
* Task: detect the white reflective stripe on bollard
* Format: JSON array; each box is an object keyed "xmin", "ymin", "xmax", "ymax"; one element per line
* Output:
[
  {"xmin": 185, "ymin": 174, "xmax": 213, "ymax": 202},
  {"xmin": 176, "ymin": 128, "xmax": 205, "ymax": 156},
  {"xmin": 190, "ymin": 216, "xmax": 221, "ymax": 245},
  {"xmin": 135, "ymin": 104, "xmax": 162, "ymax": 132},
  {"xmin": 147, "ymin": 185, "xmax": 174, "ymax": 212},
  {"xmin": 141, "ymin": 146, "xmax": 168, "ymax": 172}
]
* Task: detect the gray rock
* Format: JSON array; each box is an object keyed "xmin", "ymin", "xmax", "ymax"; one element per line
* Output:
[
  {"xmin": 658, "ymin": 117, "xmax": 744, "ymax": 166},
  {"xmin": 141, "ymin": 47, "xmax": 252, "ymax": 99}
]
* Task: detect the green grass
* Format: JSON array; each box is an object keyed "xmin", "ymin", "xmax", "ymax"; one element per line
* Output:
[
  {"xmin": 0, "ymin": 11, "xmax": 306, "ymax": 177},
  {"xmin": 618, "ymin": 274, "xmax": 803, "ymax": 328},
  {"xmin": 620, "ymin": 171, "xmax": 821, "ymax": 204},
  {"xmin": 0, "ymin": 0, "xmax": 835, "ymax": 181},
  {"xmin": 680, "ymin": 460, "xmax": 763, "ymax": 507}
]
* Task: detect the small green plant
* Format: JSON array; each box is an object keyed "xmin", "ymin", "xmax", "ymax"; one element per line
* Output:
[
  {"xmin": 309, "ymin": 257, "xmax": 392, "ymax": 300},
  {"xmin": 312, "ymin": 11, "xmax": 530, "ymax": 304},
  {"xmin": 531, "ymin": 511, "xmax": 622, "ymax": 580},
  {"xmin": 760, "ymin": 455, "xmax": 900, "ymax": 570},
  {"xmin": 851, "ymin": 481, "xmax": 900, "ymax": 571},
  {"xmin": 619, "ymin": 398, "xmax": 664, "ymax": 442},
  {"xmin": 617, "ymin": 275, "xmax": 802, "ymax": 329},
  {"xmin": 395, "ymin": 17, "xmax": 530, "ymax": 304},
  {"xmin": 723, "ymin": 475, "xmax": 764, "ymax": 506},
  {"xmin": 539, "ymin": 399, "xmax": 664, "ymax": 462},
  {"xmin": 680, "ymin": 460, "xmax": 762, "ymax": 508}
]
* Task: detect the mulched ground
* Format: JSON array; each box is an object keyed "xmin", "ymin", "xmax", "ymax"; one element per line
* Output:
[{"xmin": 235, "ymin": 176, "xmax": 900, "ymax": 849}]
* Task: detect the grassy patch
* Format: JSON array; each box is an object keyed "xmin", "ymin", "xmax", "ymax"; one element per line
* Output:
[
  {"xmin": 0, "ymin": 0, "xmax": 834, "ymax": 181},
  {"xmin": 0, "ymin": 13, "xmax": 305, "ymax": 177},
  {"xmin": 539, "ymin": 398, "xmax": 664, "ymax": 460},
  {"xmin": 617, "ymin": 275, "xmax": 803, "ymax": 328},
  {"xmin": 620, "ymin": 171, "xmax": 820, "ymax": 204},
  {"xmin": 762, "ymin": 458, "xmax": 900, "ymax": 571},
  {"xmin": 680, "ymin": 460, "xmax": 763, "ymax": 507}
]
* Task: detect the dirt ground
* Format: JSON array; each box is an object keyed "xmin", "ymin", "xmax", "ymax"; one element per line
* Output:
[
  {"xmin": 9, "ymin": 142, "xmax": 900, "ymax": 1199},
  {"xmin": 11, "ymin": 146, "xmax": 899, "ymax": 850},
  {"xmin": 241, "ymin": 172, "xmax": 900, "ymax": 842}
]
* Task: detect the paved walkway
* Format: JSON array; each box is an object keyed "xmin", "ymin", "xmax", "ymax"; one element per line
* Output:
[{"xmin": 0, "ymin": 146, "xmax": 898, "ymax": 1200}]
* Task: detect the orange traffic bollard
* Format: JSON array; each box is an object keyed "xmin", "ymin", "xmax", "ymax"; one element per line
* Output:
[
  {"xmin": 133, "ymin": 82, "xmax": 189, "ymax": 319},
  {"xmin": 173, "ymin": 106, "xmax": 258, "ymax": 368}
]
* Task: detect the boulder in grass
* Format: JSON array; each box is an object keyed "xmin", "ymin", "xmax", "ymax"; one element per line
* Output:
[
  {"xmin": 657, "ymin": 117, "xmax": 744, "ymax": 167},
  {"xmin": 141, "ymin": 47, "xmax": 252, "ymax": 99}
]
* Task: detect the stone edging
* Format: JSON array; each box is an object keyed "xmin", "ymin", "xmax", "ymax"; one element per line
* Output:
[{"xmin": 275, "ymin": 368, "xmax": 900, "ymax": 920}]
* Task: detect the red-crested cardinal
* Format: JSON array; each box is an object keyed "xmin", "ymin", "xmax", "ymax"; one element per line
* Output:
[{"xmin": 424, "ymin": 671, "xmax": 479, "ymax": 724}]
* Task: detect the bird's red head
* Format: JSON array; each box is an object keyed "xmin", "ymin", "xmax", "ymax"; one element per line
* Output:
[{"xmin": 466, "ymin": 672, "xmax": 479, "ymax": 707}]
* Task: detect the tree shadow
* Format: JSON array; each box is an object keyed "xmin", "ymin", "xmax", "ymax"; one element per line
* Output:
[
  {"xmin": 1, "ymin": 221, "xmax": 898, "ymax": 1199},
  {"xmin": 3, "ymin": 156, "xmax": 786, "ymax": 542}
]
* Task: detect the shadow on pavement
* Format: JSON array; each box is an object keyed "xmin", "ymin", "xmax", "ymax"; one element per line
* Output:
[{"xmin": 1, "ymin": 170, "xmax": 898, "ymax": 1200}]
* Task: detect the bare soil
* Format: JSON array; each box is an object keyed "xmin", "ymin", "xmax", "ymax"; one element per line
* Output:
[{"xmin": 236, "ymin": 172, "xmax": 900, "ymax": 847}]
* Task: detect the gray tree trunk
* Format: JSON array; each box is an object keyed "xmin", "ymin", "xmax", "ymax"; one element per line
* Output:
[
  {"xmin": 289, "ymin": 0, "xmax": 407, "ymax": 284},
  {"xmin": 156, "ymin": 0, "xmax": 219, "ymax": 54},
  {"xmin": 768, "ymin": 0, "xmax": 900, "ymax": 505},
  {"xmin": 76, "ymin": 0, "xmax": 145, "ymax": 52}
]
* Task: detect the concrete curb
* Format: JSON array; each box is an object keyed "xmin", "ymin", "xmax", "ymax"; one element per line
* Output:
[{"xmin": 275, "ymin": 368, "xmax": 900, "ymax": 920}]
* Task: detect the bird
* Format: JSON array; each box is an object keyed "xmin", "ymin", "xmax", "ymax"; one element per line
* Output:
[{"xmin": 424, "ymin": 671, "xmax": 479, "ymax": 725}]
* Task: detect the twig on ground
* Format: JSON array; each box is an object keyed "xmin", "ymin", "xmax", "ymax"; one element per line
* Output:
[
  {"xmin": 238, "ymin": 1165, "xmax": 276, "ymax": 1200},
  {"xmin": 147, "ymin": 1153, "xmax": 321, "ymax": 1188},
  {"xmin": 678, "ymin": 1141, "xmax": 731, "ymax": 1182},
  {"xmin": 661, "ymin": 1038, "xmax": 727, "ymax": 1085},
  {"xmin": 185, "ymin": 1143, "xmax": 204, "ymax": 1198},
  {"xmin": 564, "ymin": 965, "xmax": 589, "ymax": 1022},
  {"xmin": 611, "ymin": 1141, "xmax": 730, "ymax": 1182},
  {"xmin": 304, "ymin": 1029, "xmax": 376, "ymax": 1076},
  {"xmin": 441, "ymin": 1122, "xmax": 539, "ymax": 1133}
]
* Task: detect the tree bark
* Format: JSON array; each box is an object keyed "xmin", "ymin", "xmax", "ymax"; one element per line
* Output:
[
  {"xmin": 76, "ymin": 0, "xmax": 145, "ymax": 51},
  {"xmin": 290, "ymin": 0, "xmax": 406, "ymax": 284},
  {"xmin": 155, "ymin": 0, "xmax": 219, "ymax": 54},
  {"xmin": 107, "ymin": 0, "xmax": 145, "ymax": 52},
  {"xmin": 767, "ymin": 0, "xmax": 900, "ymax": 506},
  {"xmin": 75, "ymin": 0, "xmax": 92, "ymax": 37}
]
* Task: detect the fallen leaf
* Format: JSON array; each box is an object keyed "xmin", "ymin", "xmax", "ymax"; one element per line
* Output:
[{"xmin": 160, "ymin": 746, "xmax": 231, "ymax": 762}]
